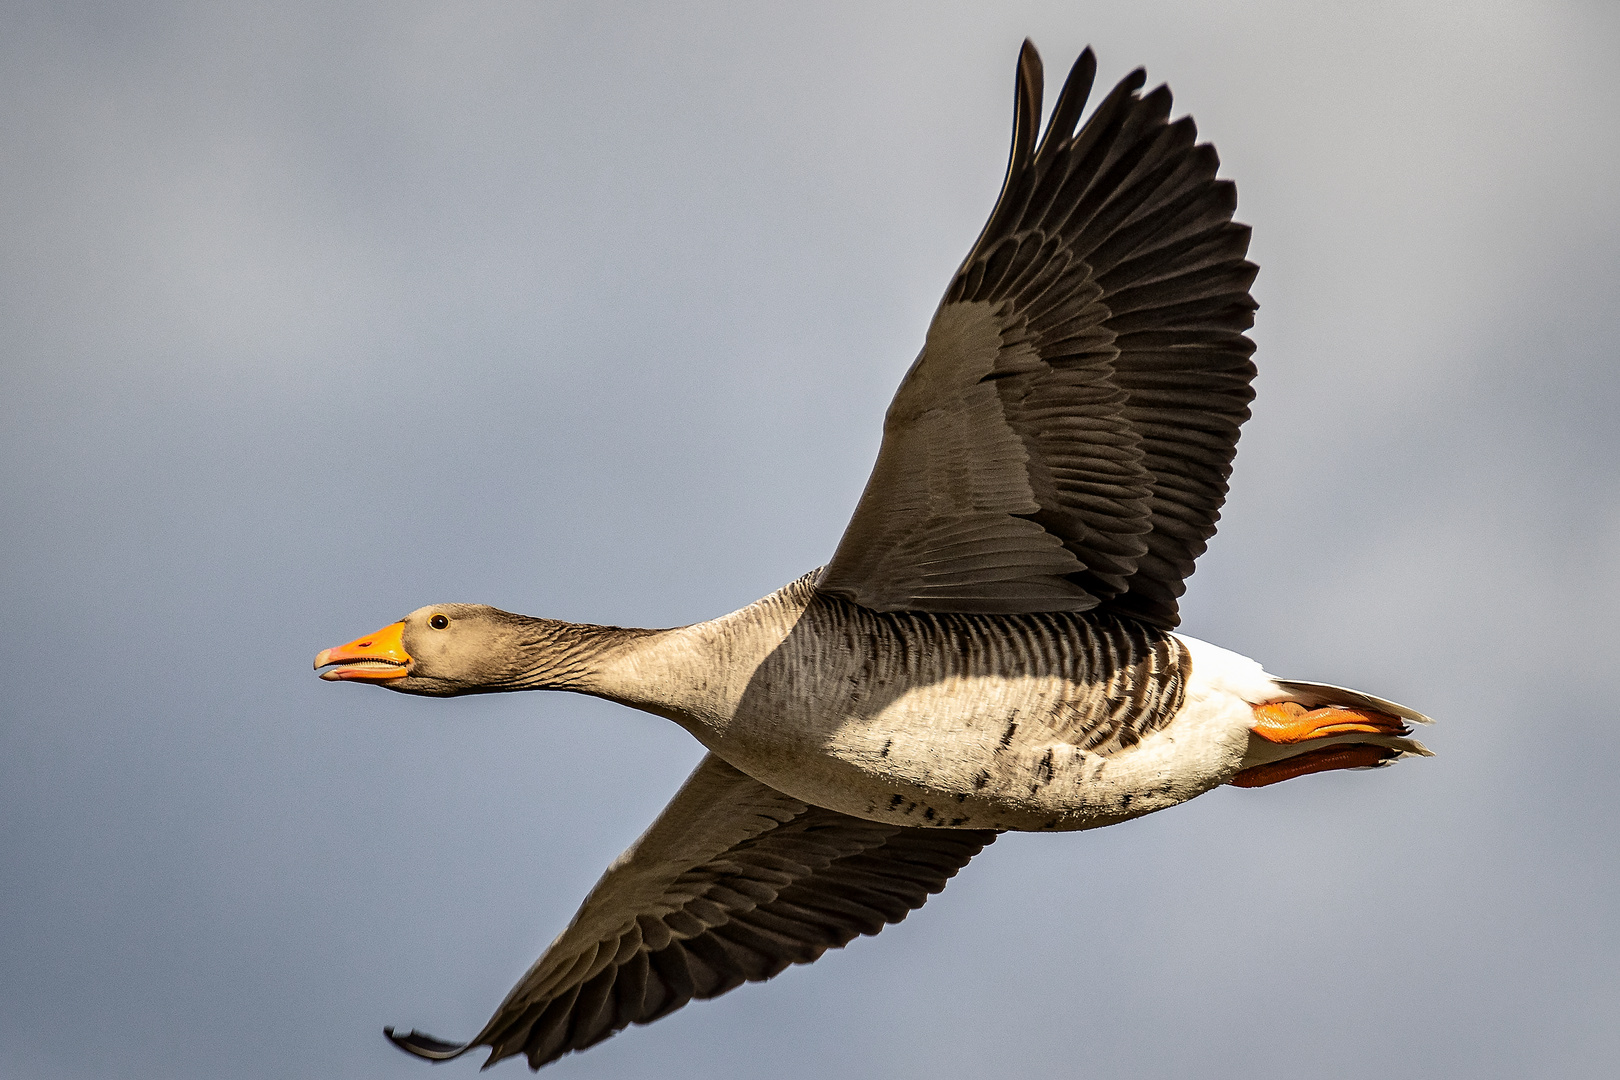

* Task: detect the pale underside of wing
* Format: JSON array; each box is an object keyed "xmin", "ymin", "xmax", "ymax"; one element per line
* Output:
[
  {"xmin": 818, "ymin": 42, "xmax": 1257, "ymax": 627},
  {"xmin": 386, "ymin": 754, "xmax": 995, "ymax": 1071}
]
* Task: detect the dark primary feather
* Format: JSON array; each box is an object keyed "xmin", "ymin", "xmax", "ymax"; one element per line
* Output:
[
  {"xmin": 818, "ymin": 41, "xmax": 1256, "ymax": 626},
  {"xmin": 386, "ymin": 754, "xmax": 994, "ymax": 1071}
]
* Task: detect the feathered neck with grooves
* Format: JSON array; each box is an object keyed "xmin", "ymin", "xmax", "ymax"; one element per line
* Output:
[
  {"xmin": 504, "ymin": 617, "xmax": 660, "ymax": 693},
  {"xmin": 427, "ymin": 608, "xmax": 662, "ymax": 697}
]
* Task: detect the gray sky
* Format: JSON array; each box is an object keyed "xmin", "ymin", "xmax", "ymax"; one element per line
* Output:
[{"xmin": 3, "ymin": 2, "xmax": 1618, "ymax": 1077}]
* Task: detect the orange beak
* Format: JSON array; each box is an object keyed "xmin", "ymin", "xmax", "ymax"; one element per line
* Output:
[{"xmin": 314, "ymin": 621, "xmax": 412, "ymax": 682}]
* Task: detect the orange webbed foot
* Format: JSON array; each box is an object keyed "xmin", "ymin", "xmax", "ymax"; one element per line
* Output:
[
  {"xmin": 1250, "ymin": 701, "xmax": 1409, "ymax": 745},
  {"xmin": 1229, "ymin": 744, "xmax": 1396, "ymax": 788}
]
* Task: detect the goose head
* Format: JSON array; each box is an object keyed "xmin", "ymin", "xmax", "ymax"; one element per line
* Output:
[{"xmin": 315, "ymin": 604, "xmax": 563, "ymax": 697}]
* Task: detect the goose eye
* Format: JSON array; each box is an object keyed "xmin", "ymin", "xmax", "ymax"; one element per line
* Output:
[{"xmin": 429, "ymin": 614, "xmax": 449, "ymax": 630}]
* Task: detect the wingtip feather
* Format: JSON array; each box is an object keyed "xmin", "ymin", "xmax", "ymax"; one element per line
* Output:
[
  {"xmin": 384, "ymin": 1025, "xmax": 472, "ymax": 1062},
  {"xmin": 1034, "ymin": 46, "xmax": 1098, "ymax": 167},
  {"xmin": 1014, "ymin": 40, "xmax": 1044, "ymax": 164}
]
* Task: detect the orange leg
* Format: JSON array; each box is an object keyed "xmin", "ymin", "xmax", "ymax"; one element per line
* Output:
[
  {"xmin": 1250, "ymin": 701, "xmax": 1408, "ymax": 744},
  {"xmin": 1229, "ymin": 744, "xmax": 1394, "ymax": 788}
]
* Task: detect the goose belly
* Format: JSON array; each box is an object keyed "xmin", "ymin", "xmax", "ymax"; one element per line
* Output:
[{"xmin": 718, "ymin": 672, "xmax": 1246, "ymax": 832}]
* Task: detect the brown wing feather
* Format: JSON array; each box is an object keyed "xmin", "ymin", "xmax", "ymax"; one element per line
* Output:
[
  {"xmin": 818, "ymin": 42, "xmax": 1256, "ymax": 625},
  {"xmin": 385, "ymin": 754, "xmax": 994, "ymax": 1071}
]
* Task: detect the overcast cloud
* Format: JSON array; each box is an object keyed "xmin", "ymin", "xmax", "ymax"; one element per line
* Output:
[{"xmin": 2, "ymin": 2, "xmax": 1618, "ymax": 1078}]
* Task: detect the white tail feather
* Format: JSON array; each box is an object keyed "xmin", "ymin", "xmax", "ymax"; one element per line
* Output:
[{"xmin": 1273, "ymin": 679, "xmax": 1434, "ymax": 726}]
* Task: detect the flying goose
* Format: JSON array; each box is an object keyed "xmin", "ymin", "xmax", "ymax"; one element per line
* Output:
[{"xmin": 316, "ymin": 41, "xmax": 1431, "ymax": 1072}]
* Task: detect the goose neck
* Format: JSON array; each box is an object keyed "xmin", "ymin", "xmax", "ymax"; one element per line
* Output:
[{"xmin": 506, "ymin": 618, "xmax": 662, "ymax": 694}]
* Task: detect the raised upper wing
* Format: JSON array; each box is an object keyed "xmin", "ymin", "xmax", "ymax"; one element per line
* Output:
[
  {"xmin": 817, "ymin": 42, "xmax": 1257, "ymax": 627},
  {"xmin": 386, "ymin": 754, "xmax": 996, "ymax": 1071}
]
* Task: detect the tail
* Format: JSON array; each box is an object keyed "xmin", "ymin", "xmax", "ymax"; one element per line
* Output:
[{"xmin": 1274, "ymin": 679, "xmax": 1434, "ymax": 728}]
